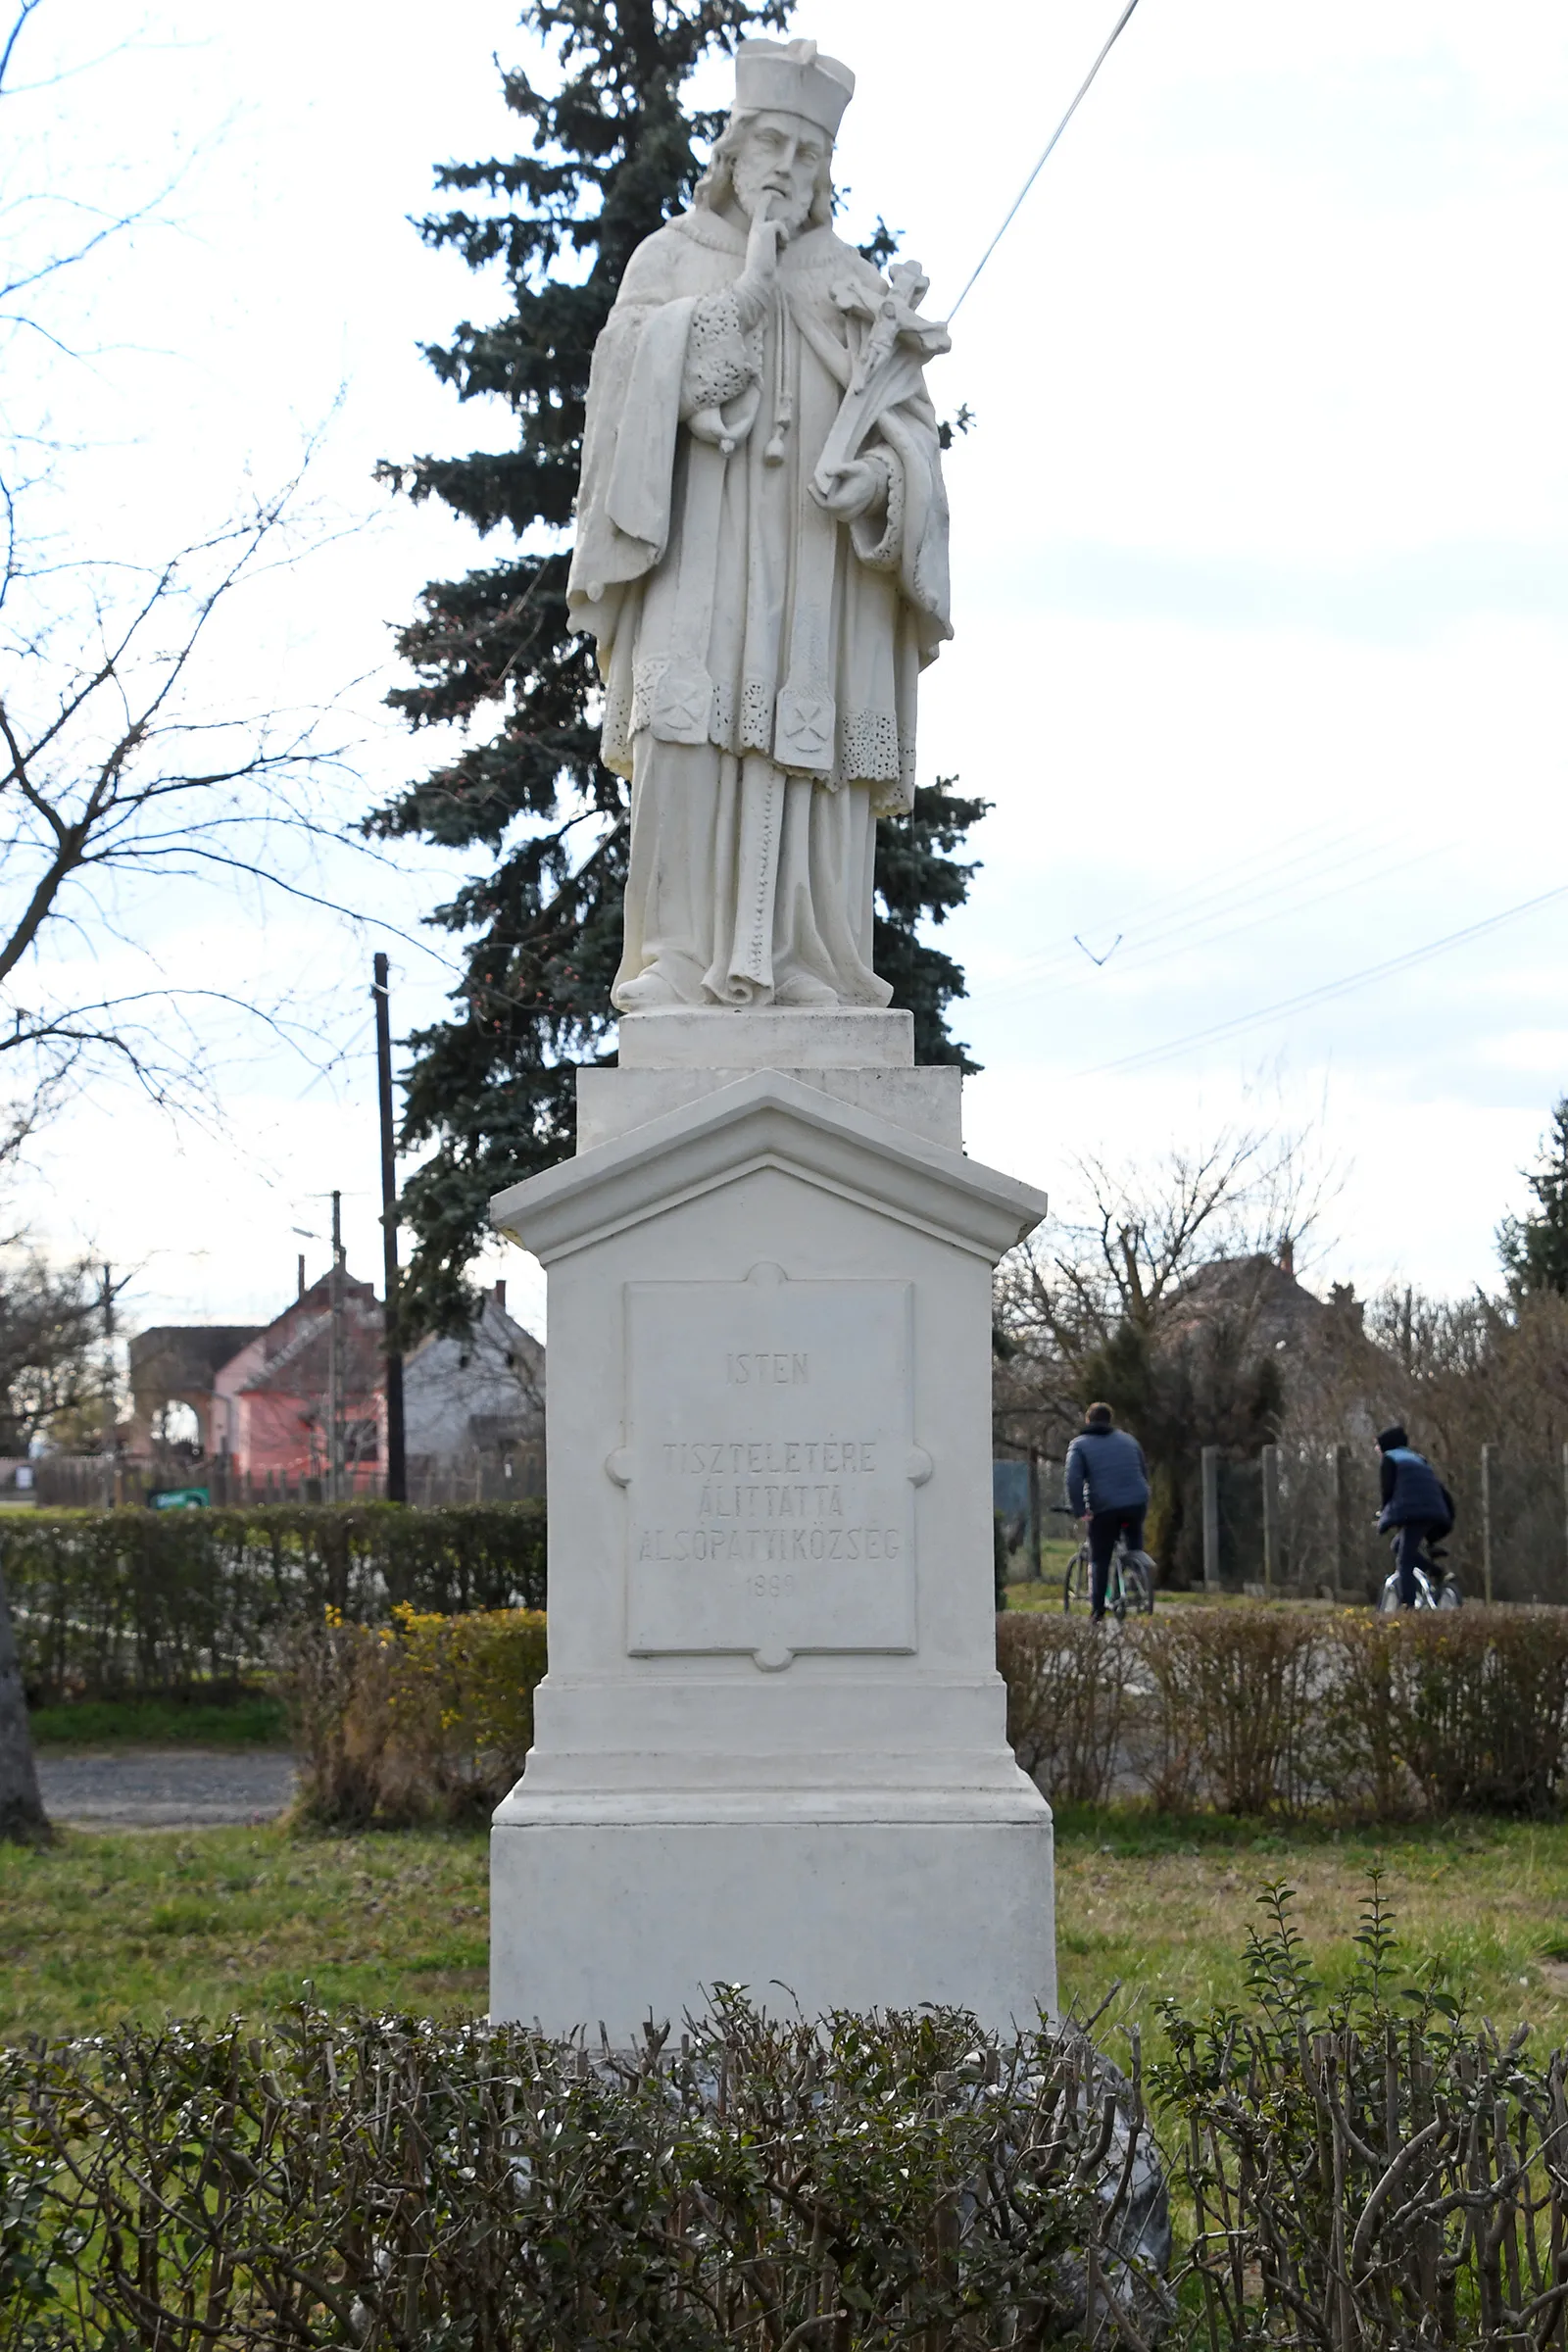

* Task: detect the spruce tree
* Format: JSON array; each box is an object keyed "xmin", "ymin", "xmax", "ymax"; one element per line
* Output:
[
  {"xmin": 370, "ymin": 0, "xmax": 986, "ymax": 1334},
  {"xmin": 1498, "ymin": 1096, "xmax": 1568, "ymax": 1299}
]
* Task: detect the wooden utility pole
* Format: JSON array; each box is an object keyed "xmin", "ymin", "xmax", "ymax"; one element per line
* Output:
[
  {"xmin": 1201, "ymin": 1446, "xmax": 1220, "ymax": 1591},
  {"xmin": 1331, "ymin": 1444, "xmax": 1350, "ymax": 1595},
  {"xmin": 1480, "ymin": 1442, "xmax": 1494, "ymax": 1604},
  {"xmin": 1260, "ymin": 1443, "xmax": 1281, "ymax": 1597},
  {"xmin": 1027, "ymin": 1443, "xmax": 1042, "ymax": 1582},
  {"xmin": 328, "ymin": 1190, "xmax": 344, "ymax": 1504},
  {"xmin": 99, "ymin": 1263, "xmax": 115, "ymax": 1506},
  {"xmin": 372, "ymin": 953, "xmax": 407, "ymax": 1503}
]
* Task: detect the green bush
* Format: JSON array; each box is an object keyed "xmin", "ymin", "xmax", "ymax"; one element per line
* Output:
[
  {"xmin": 999, "ymin": 1605, "xmax": 1568, "ymax": 1821},
  {"xmin": 1, "ymin": 1502, "xmax": 546, "ymax": 1701},
  {"xmin": 1155, "ymin": 1877, "xmax": 1568, "ymax": 2348},
  {"xmin": 0, "ymin": 1994, "xmax": 1161, "ymax": 2351},
  {"xmin": 276, "ymin": 1600, "xmax": 1568, "ymax": 1828},
  {"xmin": 281, "ymin": 1605, "xmax": 549, "ymax": 1827},
  {"xmin": 998, "ymin": 1612, "xmax": 1125, "ymax": 1805},
  {"xmin": 1321, "ymin": 1607, "xmax": 1568, "ymax": 1818},
  {"xmin": 6, "ymin": 1908, "xmax": 1568, "ymax": 2352},
  {"xmin": 292, "ymin": 1601, "xmax": 1568, "ymax": 1834},
  {"xmin": 1130, "ymin": 1604, "xmax": 1323, "ymax": 1816}
]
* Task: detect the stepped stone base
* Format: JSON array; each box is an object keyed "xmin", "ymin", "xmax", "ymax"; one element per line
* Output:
[{"xmin": 487, "ymin": 1013, "xmax": 1054, "ymax": 2037}]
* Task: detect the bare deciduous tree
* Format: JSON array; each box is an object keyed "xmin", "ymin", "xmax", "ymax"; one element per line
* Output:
[
  {"xmin": 0, "ymin": 1250, "xmax": 117, "ymax": 1452},
  {"xmin": 1, "ymin": 477, "xmax": 354, "ymax": 1123},
  {"xmin": 0, "ymin": 0, "xmax": 366, "ymax": 1836},
  {"xmin": 1, "ymin": 0, "xmax": 384, "ymax": 1146},
  {"xmin": 994, "ymin": 1121, "xmax": 1331, "ymax": 1581},
  {"xmin": 996, "ymin": 1124, "xmax": 1323, "ymax": 1431}
]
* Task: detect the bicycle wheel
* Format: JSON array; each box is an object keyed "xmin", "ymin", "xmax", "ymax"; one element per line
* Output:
[
  {"xmin": 1417, "ymin": 1546, "xmax": 1463, "ymax": 1609},
  {"xmin": 1062, "ymin": 1546, "xmax": 1092, "ymax": 1613},
  {"xmin": 1122, "ymin": 1551, "xmax": 1155, "ymax": 1615}
]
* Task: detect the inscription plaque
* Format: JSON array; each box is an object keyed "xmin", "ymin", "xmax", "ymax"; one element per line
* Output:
[{"xmin": 611, "ymin": 1261, "xmax": 925, "ymax": 1669}]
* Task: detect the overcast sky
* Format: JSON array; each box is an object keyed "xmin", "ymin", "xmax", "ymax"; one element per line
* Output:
[{"xmin": 4, "ymin": 0, "xmax": 1566, "ymax": 1342}]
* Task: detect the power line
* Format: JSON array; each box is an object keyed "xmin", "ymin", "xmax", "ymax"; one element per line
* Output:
[
  {"xmin": 1011, "ymin": 837, "xmax": 1450, "ymax": 1016},
  {"xmin": 972, "ymin": 820, "xmax": 1354, "ymax": 1003},
  {"xmin": 971, "ymin": 823, "xmax": 1418, "ymax": 1010},
  {"xmin": 950, "ymin": 0, "xmax": 1147, "ymax": 318},
  {"xmin": 1077, "ymin": 881, "xmax": 1568, "ymax": 1078}
]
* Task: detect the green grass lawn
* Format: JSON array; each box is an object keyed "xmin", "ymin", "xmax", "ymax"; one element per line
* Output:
[
  {"xmin": 1054, "ymin": 1806, "xmax": 1568, "ymax": 2067},
  {"xmin": 1003, "ymin": 1559, "xmax": 1314, "ymax": 1610},
  {"xmin": 28, "ymin": 1693, "xmax": 289, "ymax": 1745},
  {"xmin": 6, "ymin": 1808, "xmax": 1568, "ymax": 2056},
  {"xmin": 1002, "ymin": 1538, "xmax": 1079, "ymax": 1605},
  {"xmin": 0, "ymin": 1826, "xmax": 488, "ymax": 2037}
]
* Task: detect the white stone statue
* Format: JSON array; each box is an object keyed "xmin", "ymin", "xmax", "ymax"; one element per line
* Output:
[
  {"xmin": 567, "ymin": 37, "xmax": 953, "ymax": 1014},
  {"xmin": 492, "ymin": 73, "xmax": 1054, "ymax": 2029}
]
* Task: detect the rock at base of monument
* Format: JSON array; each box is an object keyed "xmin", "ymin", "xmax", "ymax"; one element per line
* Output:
[
  {"xmin": 617, "ymin": 1005, "xmax": 913, "ymax": 1072},
  {"xmin": 489, "ymin": 1803, "xmax": 1055, "ymax": 2039}
]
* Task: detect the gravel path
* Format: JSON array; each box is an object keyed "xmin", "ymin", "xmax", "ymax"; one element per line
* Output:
[{"xmin": 35, "ymin": 1748, "xmax": 297, "ymax": 1829}]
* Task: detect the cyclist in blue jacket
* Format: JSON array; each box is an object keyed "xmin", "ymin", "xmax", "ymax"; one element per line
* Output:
[
  {"xmin": 1376, "ymin": 1424, "xmax": 1454, "ymax": 1606},
  {"xmin": 1064, "ymin": 1403, "xmax": 1152, "ymax": 1621}
]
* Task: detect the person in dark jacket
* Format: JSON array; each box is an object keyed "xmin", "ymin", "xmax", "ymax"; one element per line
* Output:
[
  {"xmin": 1064, "ymin": 1403, "xmax": 1152, "ymax": 1620},
  {"xmin": 1376, "ymin": 1424, "xmax": 1453, "ymax": 1606}
]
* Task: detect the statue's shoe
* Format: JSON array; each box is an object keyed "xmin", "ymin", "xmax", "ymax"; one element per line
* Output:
[
  {"xmin": 613, "ymin": 969, "xmax": 684, "ymax": 1010},
  {"xmin": 772, "ymin": 973, "xmax": 839, "ymax": 1007}
]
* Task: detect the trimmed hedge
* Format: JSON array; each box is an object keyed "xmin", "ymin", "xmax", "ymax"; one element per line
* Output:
[
  {"xmin": 1004, "ymin": 1604, "xmax": 1568, "ymax": 1818},
  {"xmin": 287, "ymin": 1600, "xmax": 1568, "ymax": 1833},
  {"xmin": 2, "ymin": 1504, "xmax": 546, "ymax": 1702},
  {"xmin": 5, "ymin": 1903, "xmax": 1568, "ymax": 2352},
  {"xmin": 0, "ymin": 1996, "xmax": 1164, "ymax": 2351},
  {"xmin": 14, "ymin": 1515, "xmax": 1568, "ymax": 1827},
  {"xmin": 999, "ymin": 1608, "xmax": 1124, "ymax": 1804}
]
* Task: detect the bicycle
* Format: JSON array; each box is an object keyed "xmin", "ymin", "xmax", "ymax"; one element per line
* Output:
[
  {"xmin": 1377, "ymin": 1532, "xmax": 1462, "ymax": 1613},
  {"xmin": 1055, "ymin": 1509, "xmax": 1155, "ymax": 1619}
]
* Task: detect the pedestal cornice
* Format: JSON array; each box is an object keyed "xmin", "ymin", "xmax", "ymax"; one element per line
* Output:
[{"xmin": 491, "ymin": 1067, "xmax": 1048, "ymax": 1265}]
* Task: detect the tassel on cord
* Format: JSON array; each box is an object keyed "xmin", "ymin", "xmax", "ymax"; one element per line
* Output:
[{"xmin": 763, "ymin": 288, "xmax": 793, "ymax": 465}]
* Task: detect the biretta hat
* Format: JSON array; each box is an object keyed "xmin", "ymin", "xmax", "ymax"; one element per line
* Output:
[{"xmin": 734, "ymin": 37, "xmax": 855, "ymax": 139}]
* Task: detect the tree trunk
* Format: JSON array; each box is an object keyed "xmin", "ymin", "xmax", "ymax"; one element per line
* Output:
[{"xmin": 0, "ymin": 1557, "xmax": 50, "ymax": 1843}]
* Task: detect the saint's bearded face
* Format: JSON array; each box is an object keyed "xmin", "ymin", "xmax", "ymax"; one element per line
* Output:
[{"xmin": 727, "ymin": 110, "xmax": 828, "ymax": 238}]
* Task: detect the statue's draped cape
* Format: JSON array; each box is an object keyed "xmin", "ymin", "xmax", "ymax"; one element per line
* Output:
[{"xmin": 568, "ymin": 206, "xmax": 951, "ymax": 1008}]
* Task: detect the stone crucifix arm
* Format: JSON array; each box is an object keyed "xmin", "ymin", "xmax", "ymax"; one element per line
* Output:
[{"xmin": 811, "ymin": 261, "xmax": 951, "ymax": 505}]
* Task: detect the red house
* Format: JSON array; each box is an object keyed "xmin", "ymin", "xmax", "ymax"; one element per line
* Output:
[{"xmin": 212, "ymin": 1269, "xmax": 385, "ymax": 1491}]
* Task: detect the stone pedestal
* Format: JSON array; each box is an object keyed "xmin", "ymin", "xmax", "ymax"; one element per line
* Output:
[{"xmin": 488, "ymin": 1009, "xmax": 1054, "ymax": 2036}]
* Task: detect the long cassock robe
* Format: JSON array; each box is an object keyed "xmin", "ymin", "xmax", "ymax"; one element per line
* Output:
[{"xmin": 567, "ymin": 202, "xmax": 952, "ymax": 1010}]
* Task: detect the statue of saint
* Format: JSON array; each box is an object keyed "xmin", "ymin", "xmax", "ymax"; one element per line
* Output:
[{"xmin": 568, "ymin": 37, "xmax": 952, "ymax": 1012}]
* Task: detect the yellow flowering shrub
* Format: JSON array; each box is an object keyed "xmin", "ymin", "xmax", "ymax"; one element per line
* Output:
[{"xmin": 283, "ymin": 1606, "xmax": 548, "ymax": 1826}]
